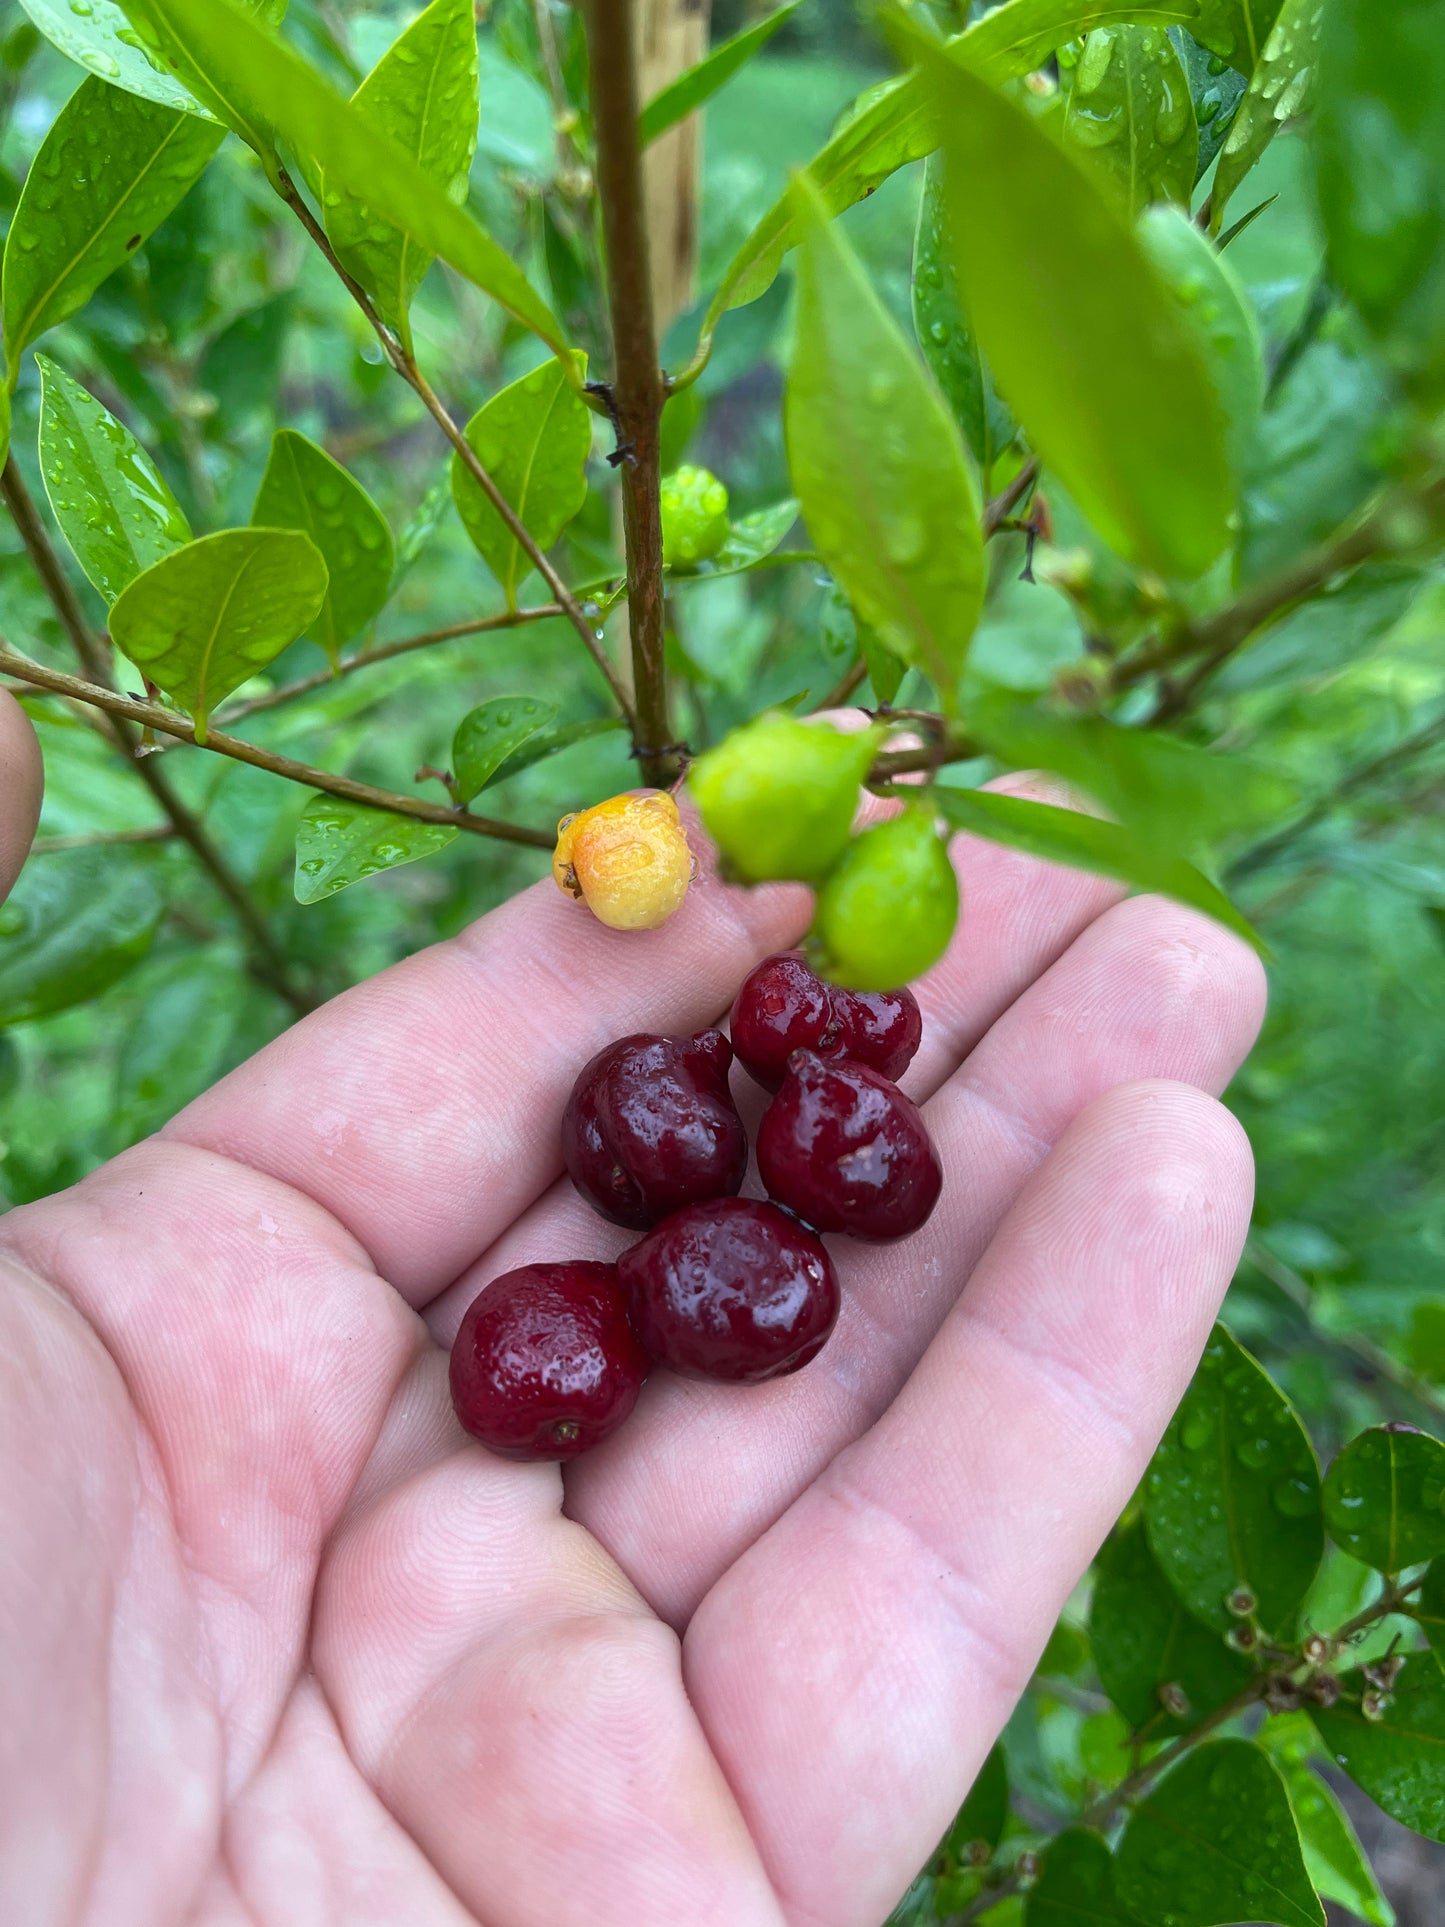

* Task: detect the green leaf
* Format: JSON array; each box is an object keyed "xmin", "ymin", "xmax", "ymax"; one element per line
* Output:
[
  {"xmin": 115, "ymin": 0, "xmax": 565, "ymax": 354},
  {"xmin": 786, "ymin": 173, "xmax": 983, "ymax": 706},
  {"xmin": 1090, "ymin": 1519, "xmax": 1252, "ymax": 1732},
  {"xmin": 639, "ymin": 1, "xmax": 801, "ymax": 147},
  {"xmin": 1314, "ymin": 1659, "xmax": 1445, "ymax": 1842},
  {"xmin": 294, "ymin": 795, "xmax": 458, "ymax": 903},
  {"xmin": 451, "ymin": 696, "xmax": 557, "ymax": 803},
  {"xmin": 482, "ymin": 714, "xmax": 628, "ymax": 790},
  {"xmin": 1168, "ymin": 26, "xmax": 1247, "ymax": 179},
  {"xmin": 109, "ymin": 528, "xmax": 328, "ymax": 741},
  {"xmin": 1026, "ymin": 1829, "xmax": 1126, "ymax": 1927},
  {"xmin": 913, "ymin": 153, "xmax": 1015, "ymax": 478},
  {"xmin": 14, "ymin": 0, "xmax": 273, "ymax": 112},
  {"xmin": 1323, "ymin": 1425, "xmax": 1445, "ymax": 1574},
  {"xmin": 1313, "ymin": 0, "xmax": 1445, "ymax": 400},
  {"xmin": 947, "ymin": 1744, "xmax": 1009, "ymax": 1857},
  {"xmin": 1115, "ymin": 1740, "xmax": 1324, "ymax": 1927},
  {"xmin": 114, "ymin": 948, "xmax": 243, "ymax": 1143},
  {"xmin": 918, "ymin": 30, "xmax": 1232, "ymax": 579},
  {"xmin": 709, "ymin": 499, "xmax": 800, "ymax": 572},
  {"xmin": 1063, "ymin": 25, "xmax": 1198, "ymax": 218},
  {"xmin": 1136, "ymin": 203, "xmax": 1263, "ymax": 478},
  {"xmin": 932, "ymin": 788, "xmax": 1263, "ymax": 947},
  {"xmin": 0, "ymin": 849, "xmax": 164, "ymax": 1025},
  {"xmin": 37, "ymin": 355, "xmax": 190, "ymax": 603},
  {"xmin": 966, "ymin": 692, "xmax": 1290, "ymax": 855},
  {"xmin": 691, "ymin": 2, "xmax": 1210, "ymax": 361},
  {"xmin": 451, "ymin": 352, "xmax": 591, "ymax": 604},
  {"xmin": 251, "ymin": 430, "xmax": 394, "ymax": 663},
  {"xmin": 1210, "ymin": 0, "xmax": 1320, "ymax": 233},
  {"xmin": 1188, "ymin": 0, "xmax": 1283, "ymax": 74},
  {"xmin": 1258, "ymin": 1716, "xmax": 1396, "ymax": 1927},
  {"xmin": 322, "ymin": 0, "xmax": 479, "ymax": 356},
  {"xmin": 1418, "ymin": 1560, "xmax": 1445, "ymax": 1667},
  {"xmin": 2, "ymin": 77, "xmax": 223, "ymax": 371},
  {"xmin": 1145, "ymin": 1324, "xmax": 1323, "ymax": 1636},
  {"xmin": 0, "ymin": 379, "xmax": 9, "ymax": 469}
]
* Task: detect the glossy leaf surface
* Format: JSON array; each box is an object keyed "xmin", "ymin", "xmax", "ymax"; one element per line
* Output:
[
  {"xmin": 1026, "ymin": 1829, "xmax": 1124, "ymax": 1927},
  {"xmin": 1115, "ymin": 1740, "xmax": 1324, "ymax": 1927},
  {"xmin": 323, "ymin": 0, "xmax": 479, "ymax": 354},
  {"xmin": 0, "ymin": 849, "xmax": 164, "ymax": 1025},
  {"xmin": 1189, "ymin": 0, "xmax": 1283, "ymax": 73},
  {"xmin": 787, "ymin": 174, "xmax": 983, "ymax": 704},
  {"xmin": 252, "ymin": 430, "xmax": 394, "ymax": 662},
  {"xmin": 452, "ymin": 354, "xmax": 591, "ymax": 603},
  {"xmin": 1210, "ymin": 0, "xmax": 1321, "ymax": 232},
  {"xmin": 912, "ymin": 153, "xmax": 1014, "ymax": 478},
  {"xmin": 37, "ymin": 356, "xmax": 190, "ymax": 603},
  {"xmin": 1322, "ymin": 1426, "xmax": 1445, "ymax": 1574},
  {"xmin": 109, "ymin": 528, "xmax": 328, "ymax": 740},
  {"xmin": 1314, "ymin": 1661, "xmax": 1445, "ymax": 1843},
  {"xmin": 1260, "ymin": 1715, "xmax": 1396, "ymax": 1927},
  {"xmin": 3, "ymin": 76, "xmax": 223, "ymax": 369},
  {"xmin": 451, "ymin": 696, "xmax": 558, "ymax": 804},
  {"xmin": 1146, "ymin": 1323, "xmax": 1323, "ymax": 1635},
  {"xmin": 920, "ymin": 33, "xmax": 1232, "ymax": 577},
  {"xmin": 294, "ymin": 796, "xmax": 458, "ymax": 903},
  {"xmin": 1062, "ymin": 25, "xmax": 1197, "ymax": 217}
]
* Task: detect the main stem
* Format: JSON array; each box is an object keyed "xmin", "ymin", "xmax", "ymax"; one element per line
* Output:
[{"xmin": 586, "ymin": 0, "xmax": 675, "ymax": 787}]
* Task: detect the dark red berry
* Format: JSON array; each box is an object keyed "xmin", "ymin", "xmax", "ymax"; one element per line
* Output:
[
  {"xmin": 619, "ymin": 1197, "xmax": 840, "ymax": 1383},
  {"xmin": 756, "ymin": 1051, "xmax": 942, "ymax": 1242},
  {"xmin": 562, "ymin": 1029, "xmax": 747, "ymax": 1229},
  {"xmin": 449, "ymin": 1261, "xmax": 649, "ymax": 1461},
  {"xmin": 730, "ymin": 950, "xmax": 922, "ymax": 1093}
]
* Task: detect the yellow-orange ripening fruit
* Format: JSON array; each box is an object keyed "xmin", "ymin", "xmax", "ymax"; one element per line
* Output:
[{"xmin": 553, "ymin": 790, "xmax": 694, "ymax": 931}]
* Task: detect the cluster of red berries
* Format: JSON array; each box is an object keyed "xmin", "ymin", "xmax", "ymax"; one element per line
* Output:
[{"xmin": 448, "ymin": 952, "xmax": 941, "ymax": 1461}]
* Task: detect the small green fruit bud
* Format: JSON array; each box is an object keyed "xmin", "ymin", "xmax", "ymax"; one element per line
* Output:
[
  {"xmin": 661, "ymin": 465, "xmax": 730, "ymax": 568},
  {"xmin": 691, "ymin": 712, "xmax": 881, "ymax": 884},
  {"xmin": 807, "ymin": 807, "xmax": 959, "ymax": 991}
]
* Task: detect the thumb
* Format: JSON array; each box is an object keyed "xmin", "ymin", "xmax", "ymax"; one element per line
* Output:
[{"xmin": 0, "ymin": 688, "xmax": 42, "ymax": 904}]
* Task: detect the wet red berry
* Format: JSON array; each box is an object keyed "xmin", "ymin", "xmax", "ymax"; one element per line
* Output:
[
  {"xmin": 757, "ymin": 1051, "xmax": 942, "ymax": 1242},
  {"xmin": 562, "ymin": 1029, "xmax": 748, "ymax": 1229},
  {"xmin": 730, "ymin": 950, "xmax": 923, "ymax": 1093},
  {"xmin": 449, "ymin": 1261, "xmax": 649, "ymax": 1461},
  {"xmin": 619, "ymin": 1197, "xmax": 840, "ymax": 1383}
]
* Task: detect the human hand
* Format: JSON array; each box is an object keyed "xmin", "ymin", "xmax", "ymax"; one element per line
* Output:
[
  {"xmin": 0, "ymin": 688, "xmax": 41, "ymax": 903},
  {"xmin": 0, "ymin": 771, "xmax": 1265, "ymax": 1927}
]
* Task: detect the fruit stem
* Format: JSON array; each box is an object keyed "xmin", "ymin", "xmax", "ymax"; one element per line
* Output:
[{"xmin": 584, "ymin": 0, "xmax": 677, "ymax": 789}]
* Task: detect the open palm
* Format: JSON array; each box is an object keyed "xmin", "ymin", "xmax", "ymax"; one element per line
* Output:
[{"xmin": 0, "ymin": 771, "xmax": 1265, "ymax": 1927}]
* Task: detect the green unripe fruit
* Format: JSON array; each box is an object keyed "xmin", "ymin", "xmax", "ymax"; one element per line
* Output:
[
  {"xmin": 661, "ymin": 465, "xmax": 730, "ymax": 568},
  {"xmin": 690, "ymin": 711, "xmax": 881, "ymax": 885},
  {"xmin": 807, "ymin": 808, "xmax": 959, "ymax": 991}
]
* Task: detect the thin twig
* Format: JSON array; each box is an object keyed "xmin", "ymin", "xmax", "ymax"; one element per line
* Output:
[
  {"xmin": 584, "ymin": 0, "xmax": 675, "ymax": 786},
  {"xmin": 268, "ymin": 168, "xmax": 638, "ymax": 730},
  {"xmin": 217, "ymin": 603, "xmax": 564, "ymax": 724},
  {"xmin": 818, "ymin": 659, "xmax": 869, "ymax": 711},
  {"xmin": 982, "ymin": 457, "xmax": 1041, "ymax": 539},
  {"xmin": 1, "ymin": 459, "xmax": 317, "ymax": 1013},
  {"xmin": 0, "ymin": 645, "xmax": 554, "ymax": 850}
]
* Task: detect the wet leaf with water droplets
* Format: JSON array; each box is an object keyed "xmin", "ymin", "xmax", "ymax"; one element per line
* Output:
[
  {"xmin": 322, "ymin": 0, "xmax": 478, "ymax": 356},
  {"xmin": 13, "ymin": 0, "xmax": 270, "ymax": 113},
  {"xmin": 1313, "ymin": 1659, "xmax": 1445, "ymax": 1843},
  {"xmin": 2, "ymin": 75, "xmax": 222, "ymax": 368},
  {"xmin": 1313, "ymin": 0, "xmax": 1445, "ymax": 401},
  {"xmin": 1146, "ymin": 1323, "xmax": 1323, "ymax": 1636},
  {"xmin": 110, "ymin": 527, "xmax": 328, "ymax": 741},
  {"xmin": 1116, "ymin": 1739, "xmax": 1324, "ymax": 1927},
  {"xmin": 1026, "ymin": 1828, "xmax": 1125, "ymax": 1927},
  {"xmin": 252, "ymin": 430, "xmax": 394, "ymax": 663},
  {"xmin": 1090, "ymin": 1519, "xmax": 1252, "ymax": 1733},
  {"xmin": 1258, "ymin": 1715, "xmax": 1396, "ymax": 1927},
  {"xmin": 481, "ymin": 714, "xmax": 628, "ymax": 791},
  {"xmin": 787, "ymin": 171, "xmax": 983, "ymax": 708},
  {"xmin": 0, "ymin": 846, "xmax": 165, "ymax": 1025},
  {"xmin": 1168, "ymin": 26, "xmax": 1247, "ymax": 178},
  {"xmin": 293, "ymin": 796, "xmax": 458, "ymax": 904},
  {"xmin": 912, "ymin": 153, "xmax": 1015, "ymax": 478},
  {"xmin": 1210, "ymin": 0, "xmax": 1322, "ymax": 233},
  {"xmin": 1189, "ymin": 0, "xmax": 1284, "ymax": 75},
  {"xmin": 1322, "ymin": 1425, "xmax": 1445, "ymax": 1574},
  {"xmin": 706, "ymin": 498, "xmax": 800, "ymax": 573},
  {"xmin": 452, "ymin": 351, "xmax": 590, "ymax": 605},
  {"xmin": 1417, "ymin": 1559, "xmax": 1445, "ymax": 1667},
  {"xmin": 915, "ymin": 25, "xmax": 1232, "ymax": 579},
  {"xmin": 37, "ymin": 355, "xmax": 190, "ymax": 602},
  {"xmin": 1062, "ymin": 24, "xmax": 1198, "ymax": 217},
  {"xmin": 451, "ymin": 696, "xmax": 557, "ymax": 804}
]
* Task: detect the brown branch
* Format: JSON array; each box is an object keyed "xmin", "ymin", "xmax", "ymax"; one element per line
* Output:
[
  {"xmin": 0, "ymin": 645, "xmax": 555, "ymax": 850},
  {"xmin": 217, "ymin": 603, "xmax": 564, "ymax": 724},
  {"xmin": 1, "ymin": 459, "xmax": 317, "ymax": 1013},
  {"xmin": 982, "ymin": 457, "xmax": 1040, "ymax": 539},
  {"xmin": 818, "ymin": 659, "xmax": 868, "ymax": 712},
  {"xmin": 267, "ymin": 169, "xmax": 637, "ymax": 731},
  {"xmin": 585, "ymin": 0, "xmax": 676, "ymax": 787}
]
